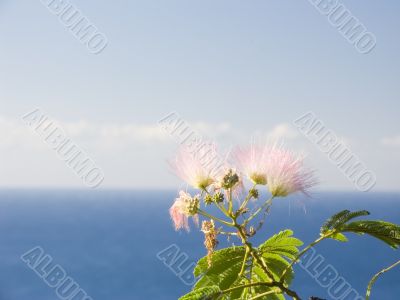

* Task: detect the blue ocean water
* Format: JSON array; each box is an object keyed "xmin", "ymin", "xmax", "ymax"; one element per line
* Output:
[{"xmin": 0, "ymin": 190, "xmax": 398, "ymax": 300}]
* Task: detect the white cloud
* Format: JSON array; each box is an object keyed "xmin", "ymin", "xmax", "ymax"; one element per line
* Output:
[
  {"xmin": 6, "ymin": 114, "xmax": 392, "ymax": 190},
  {"xmin": 190, "ymin": 121, "xmax": 231, "ymax": 138},
  {"xmin": 266, "ymin": 123, "xmax": 299, "ymax": 140},
  {"xmin": 381, "ymin": 135, "xmax": 400, "ymax": 147},
  {"xmin": 0, "ymin": 115, "xmax": 237, "ymax": 188},
  {"xmin": 0, "ymin": 116, "xmax": 44, "ymax": 148},
  {"xmin": 0, "ymin": 116, "xmax": 168, "ymax": 146},
  {"xmin": 0, "ymin": 115, "xmax": 234, "ymax": 149}
]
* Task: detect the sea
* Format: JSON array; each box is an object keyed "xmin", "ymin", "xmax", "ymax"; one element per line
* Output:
[{"xmin": 0, "ymin": 190, "xmax": 398, "ymax": 300}]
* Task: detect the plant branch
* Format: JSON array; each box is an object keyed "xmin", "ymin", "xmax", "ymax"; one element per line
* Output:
[
  {"xmin": 228, "ymin": 188, "xmax": 233, "ymax": 214},
  {"xmin": 366, "ymin": 259, "xmax": 400, "ymax": 300},
  {"xmin": 197, "ymin": 209, "xmax": 234, "ymax": 227},
  {"xmin": 239, "ymin": 184, "xmax": 257, "ymax": 211},
  {"xmin": 233, "ymin": 219, "xmax": 302, "ymax": 300},
  {"xmin": 215, "ymin": 201, "xmax": 230, "ymax": 217},
  {"xmin": 203, "ymin": 188, "xmax": 230, "ymax": 217},
  {"xmin": 279, "ymin": 233, "xmax": 332, "ymax": 283},
  {"xmin": 249, "ymin": 289, "xmax": 282, "ymax": 300},
  {"xmin": 239, "ymin": 247, "xmax": 250, "ymax": 277},
  {"xmin": 218, "ymin": 281, "xmax": 276, "ymax": 295},
  {"xmin": 245, "ymin": 197, "xmax": 273, "ymax": 225}
]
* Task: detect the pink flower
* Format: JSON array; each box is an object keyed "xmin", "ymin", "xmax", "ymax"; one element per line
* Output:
[
  {"xmin": 170, "ymin": 145, "xmax": 217, "ymax": 189},
  {"xmin": 169, "ymin": 191, "xmax": 200, "ymax": 231},
  {"xmin": 265, "ymin": 147, "xmax": 316, "ymax": 197},
  {"xmin": 233, "ymin": 144, "xmax": 270, "ymax": 185}
]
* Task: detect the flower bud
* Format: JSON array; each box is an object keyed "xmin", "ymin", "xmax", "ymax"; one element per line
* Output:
[
  {"xmin": 213, "ymin": 192, "xmax": 224, "ymax": 203},
  {"xmin": 221, "ymin": 169, "xmax": 239, "ymax": 189},
  {"xmin": 186, "ymin": 196, "xmax": 200, "ymax": 215},
  {"xmin": 204, "ymin": 194, "xmax": 213, "ymax": 205},
  {"xmin": 249, "ymin": 188, "xmax": 259, "ymax": 199}
]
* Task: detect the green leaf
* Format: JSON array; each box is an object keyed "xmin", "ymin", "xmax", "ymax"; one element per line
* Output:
[
  {"xmin": 227, "ymin": 277, "xmax": 249, "ymax": 300},
  {"xmin": 228, "ymin": 264, "xmax": 284, "ymax": 300},
  {"xmin": 193, "ymin": 244, "xmax": 290, "ymax": 300},
  {"xmin": 321, "ymin": 210, "xmax": 350, "ymax": 233},
  {"xmin": 193, "ymin": 246, "xmax": 246, "ymax": 290},
  {"xmin": 256, "ymin": 230, "xmax": 302, "ymax": 287},
  {"xmin": 330, "ymin": 232, "xmax": 348, "ymax": 242},
  {"xmin": 341, "ymin": 220, "xmax": 400, "ymax": 249},
  {"xmin": 321, "ymin": 210, "xmax": 370, "ymax": 234},
  {"xmin": 179, "ymin": 285, "xmax": 221, "ymax": 300},
  {"xmin": 259, "ymin": 230, "xmax": 303, "ymax": 260},
  {"xmin": 251, "ymin": 265, "xmax": 285, "ymax": 300},
  {"xmin": 252, "ymin": 263, "xmax": 270, "ymax": 282},
  {"xmin": 322, "ymin": 210, "xmax": 400, "ymax": 248},
  {"xmin": 194, "ymin": 246, "xmax": 245, "ymax": 277},
  {"xmin": 263, "ymin": 253, "xmax": 294, "ymax": 284},
  {"xmin": 194, "ymin": 259, "xmax": 243, "ymax": 290}
]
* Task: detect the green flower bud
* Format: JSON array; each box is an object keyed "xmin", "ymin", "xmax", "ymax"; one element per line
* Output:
[
  {"xmin": 249, "ymin": 188, "xmax": 259, "ymax": 199},
  {"xmin": 204, "ymin": 194, "xmax": 213, "ymax": 205},
  {"xmin": 213, "ymin": 192, "xmax": 224, "ymax": 203},
  {"xmin": 186, "ymin": 197, "xmax": 200, "ymax": 215},
  {"xmin": 221, "ymin": 169, "xmax": 239, "ymax": 189}
]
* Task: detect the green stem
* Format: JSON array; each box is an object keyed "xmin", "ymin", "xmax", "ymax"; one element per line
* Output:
[
  {"xmin": 239, "ymin": 184, "xmax": 256, "ymax": 211},
  {"xmin": 216, "ymin": 201, "xmax": 230, "ymax": 217},
  {"xmin": 228, "ymin": 188, "xmax": 233, "ymax": 214},
  {"xmin": 197, "ymin": 209, "xmax": 234, "ymax": 227},
  {"xmin": 219, "ymin": 279, "xmax": 299, "ymax": 300},
  {"xmin": 245, "ymin": 197, "xmax": 273, "ymax": 224},
  {"xmin": 279, "ymin": 234, "xmax": 332, "ymax": 283},
  {"xmin": 198, "ymin": 189, "xmax": 302, "ymax": 300},
  {"xmin": 233, "ymin": 219, "xmax": 302, "ymax": 300},
  {"xmin": 234, "ymin": 221, "xmax": 275, "ymax": 281},
  {"xmin": 219, "ymin": 282, "xmax": 276, "ymax": 295},
  {"xmin": 249, "ymin": 289, "xmax": 282, "ymax": 300},
  {"xmin": 366, "ymin": 259, "xmax": 400, "ymax": 300},
  {"xmin": 202, "ymin": 188, "xmax": 231, "ymax": 218},
  {"xmin": 238, "ymin": 247, "xmax": 250, "ymax": 277}
]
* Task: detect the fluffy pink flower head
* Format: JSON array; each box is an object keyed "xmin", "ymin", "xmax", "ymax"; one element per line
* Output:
[
  {"xmin": 265, "ymin": 147, "xmax": 316, "ymax": 197},
  {"xmin": 170, "ymin": 144, "xmax": 217, "ymax": 190},
  {"xmin": 233, "ymin": 144, "xmax": 270, "ymax": 185},
  {"xmin": 169, "ymin": 191, "xmax": 200, "ymax": 231}
]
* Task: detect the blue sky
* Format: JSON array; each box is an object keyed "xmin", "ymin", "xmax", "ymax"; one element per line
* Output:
[{"xmin": 0, "ymin": 1, "xmax": 399, "ymax": 191}]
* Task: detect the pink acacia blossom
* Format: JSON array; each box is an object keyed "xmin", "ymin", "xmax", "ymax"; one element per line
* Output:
[
  {"xmin": 170, "ymin": 145, "xmax": 217, "ymax": 189},
  {"xmin": 233, "ymin": 144, "xmax": 270, "ymax": 185},
  {"xmin": 169, "ymin": 191, "xmax": 200, "ymax": 231},
  {"xmin": 266, "ymin": 147, "xmax": 316, "ymax": 197}
]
